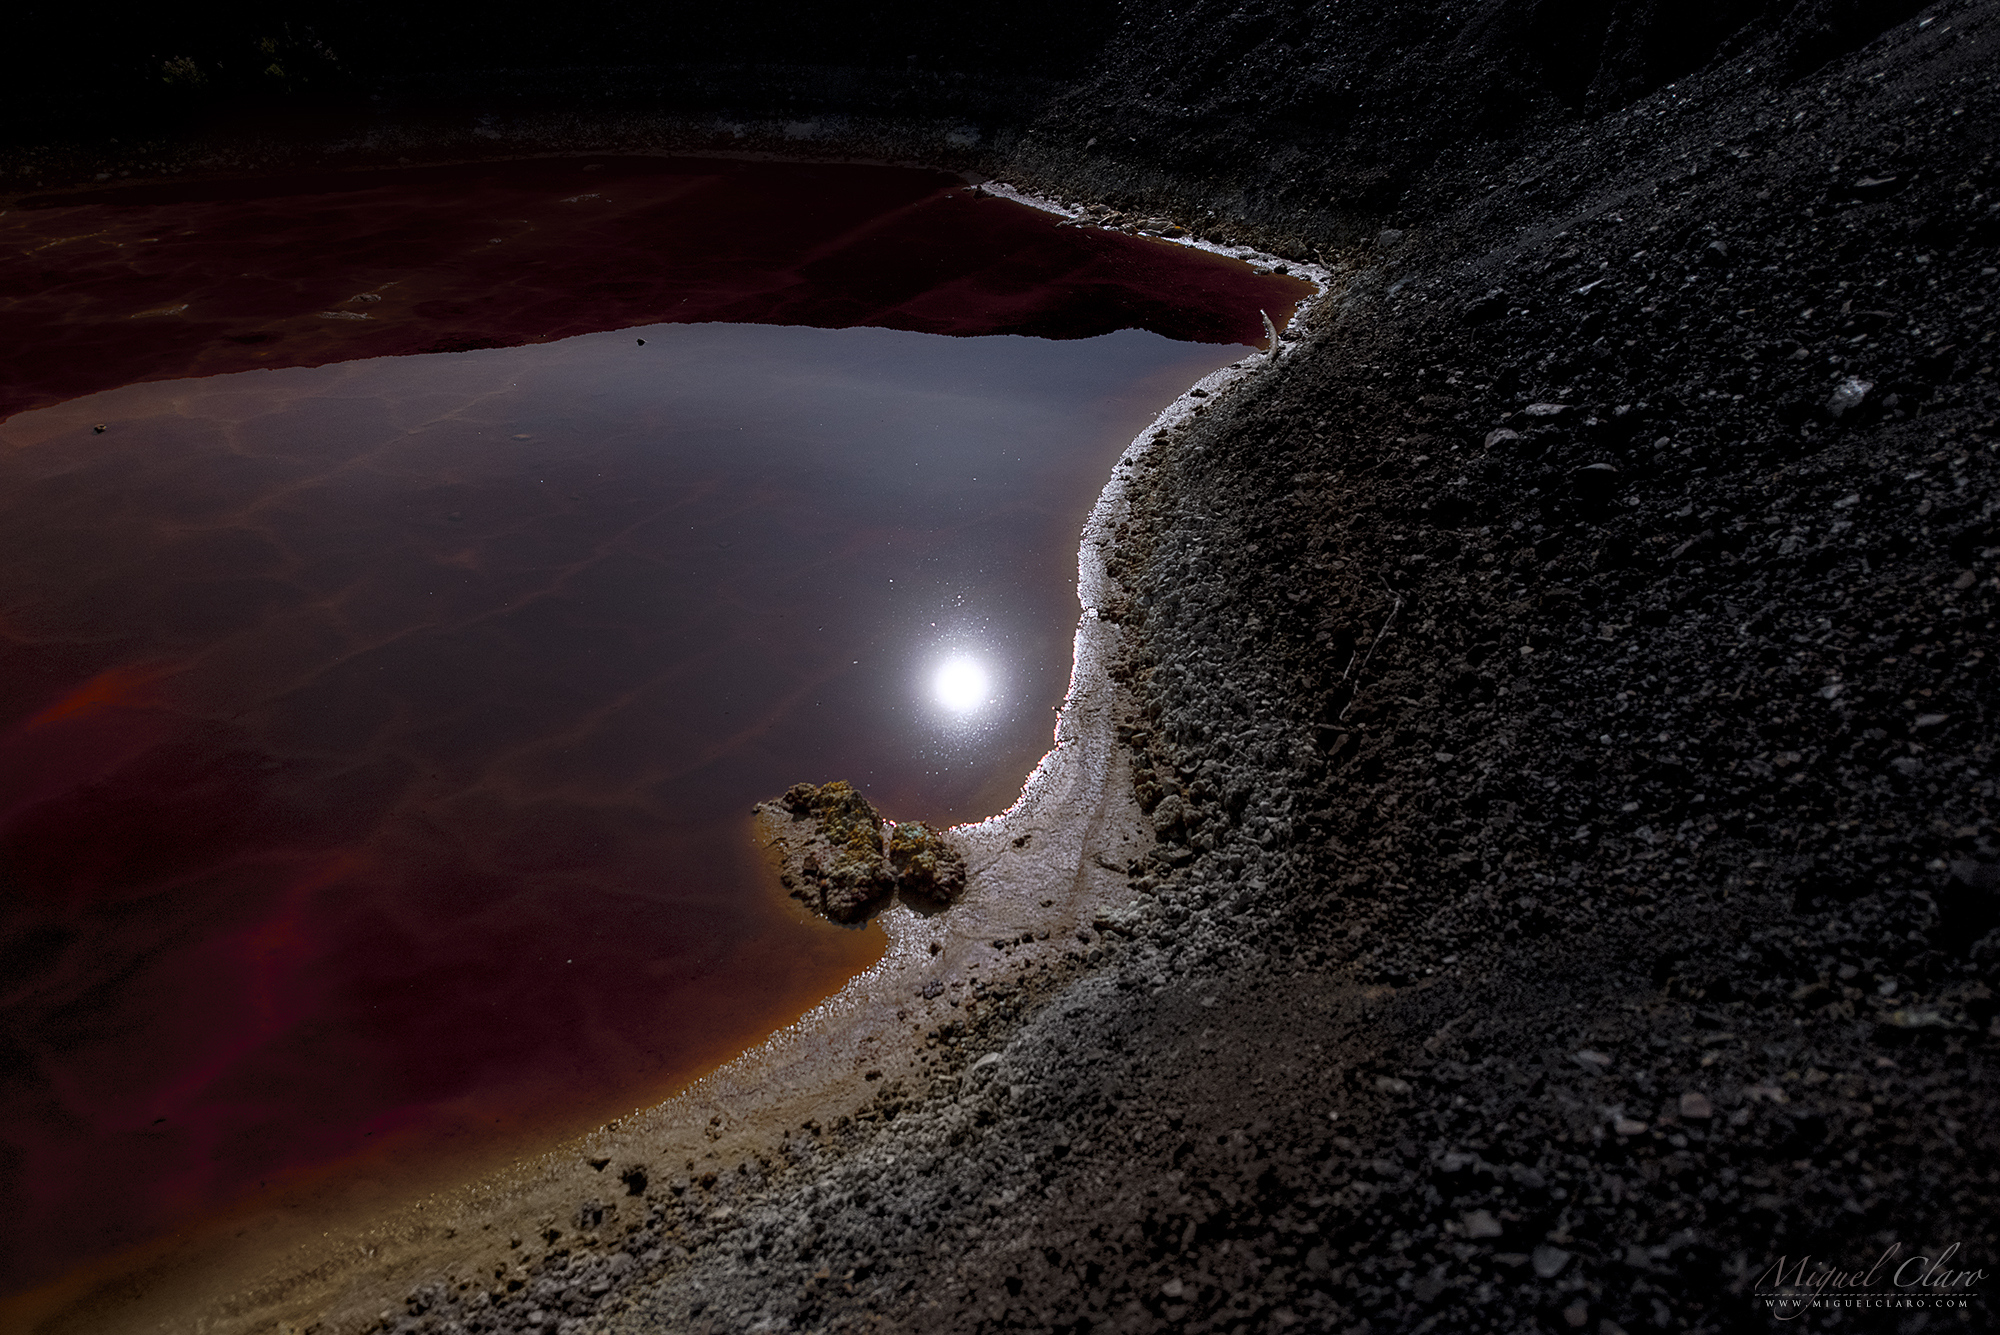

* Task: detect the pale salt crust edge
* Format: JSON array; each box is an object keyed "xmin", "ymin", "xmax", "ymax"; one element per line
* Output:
[
  {"xmin": 966, "ymin": 179, "xmax": 1334, "ymax": 831},
  {"xmin": 531, "ymin": 194, "xmax": 1333, "ymax": 1166}
]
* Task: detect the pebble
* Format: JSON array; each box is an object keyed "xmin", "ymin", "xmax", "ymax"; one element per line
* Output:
[
  {"xmin": 1825, "ymin": 375, "xmax": 1874, "ymax": 418},
  {"xmin": 1532, "ymin": 1244, "xmax": 1573, "ymax": 1279}
]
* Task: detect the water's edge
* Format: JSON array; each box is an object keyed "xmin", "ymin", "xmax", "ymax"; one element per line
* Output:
[{"xmin": 12, "ymin": 211, "xmax": 1326, "ymax": 1335}]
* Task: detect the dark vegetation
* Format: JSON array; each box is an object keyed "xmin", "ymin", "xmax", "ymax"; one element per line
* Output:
[{"xmin": 11, "ymin": 1, "xmax": 1996, "ymax": 1331}]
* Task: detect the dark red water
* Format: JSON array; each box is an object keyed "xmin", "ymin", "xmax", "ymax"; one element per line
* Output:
[
  {"xmin": 0, "ymin": 159, "xmax": 1307, "ymax": 1297},
  {"xmin": 0, "ymin": 155, "xmax": 1301, "ymax": 423}
]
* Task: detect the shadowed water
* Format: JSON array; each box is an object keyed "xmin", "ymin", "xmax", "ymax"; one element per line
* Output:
[{"xmin": 1, "ymin": 155, "xmax": 1303, "ymax": 421}]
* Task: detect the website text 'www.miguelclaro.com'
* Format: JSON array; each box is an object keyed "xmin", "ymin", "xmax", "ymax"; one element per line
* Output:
[{"xmin": 1755, "ymin": 1243, "xmax": 1987, "ymax": 1320}]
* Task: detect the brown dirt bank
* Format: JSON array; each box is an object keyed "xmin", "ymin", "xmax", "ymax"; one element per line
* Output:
[{"xmin": 9, "ymin": 1, "xmax": 2000, "ymax": 1331}]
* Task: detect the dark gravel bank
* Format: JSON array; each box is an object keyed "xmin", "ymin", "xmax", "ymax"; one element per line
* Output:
[
  {"xmin": 15, "ymin": 1, "xmax": 1998, "ymax": 1332},
  {"xmin": 352, "ymin": 4, "xmax": 1998, "ymax": 1334}
]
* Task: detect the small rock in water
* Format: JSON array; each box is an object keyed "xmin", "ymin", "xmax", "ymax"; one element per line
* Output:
[
  {"xmin": 760, "ymin": 781, "xmax": 896, "ymax": 922},
  {"xmin": 1532, "ymin": 1244, "xmax": 1573, "ymax": 1279},
  {"xmin": 1679, "ymin": 1091, "xmax": 1714, "ymax": 1120},
  {"xmin": 756, "ymin": 780, "xmax": 966, "ymax": 920},
  {"xmin": 1462, "ymin": 1209, "xmax": 1503, "ymax": 1239},
  {"xmin": 888, "ymin": 820, "xmax": 967, "ymax": 905}
]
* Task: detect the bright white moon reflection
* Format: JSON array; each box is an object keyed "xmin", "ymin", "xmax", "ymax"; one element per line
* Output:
[{"xmin": 933, "ymin": 656, "xmax": 993, "ymax": 713}]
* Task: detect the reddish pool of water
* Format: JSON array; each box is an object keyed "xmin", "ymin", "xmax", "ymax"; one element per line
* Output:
[
  {"xmin": 0, "ymin": 158, "xmax": 1307, "ymax": 1295},
  {"xmin": 0, "ymin": 155, "xmax": 1302, "ymax": 422}
]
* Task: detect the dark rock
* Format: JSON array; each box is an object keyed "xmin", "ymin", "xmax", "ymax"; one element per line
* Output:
[
  {"xmin": 888, "ymin": 821, "xmax": 968, "ymax": 905},
  {"xmin": 1532, "ymin": 1245, "xmax": 1573, "ymax": 1279},
  {"xmin": 1571, "ymin": 461, "xmax": 1619, "ymax": 499},
  {"xmin": 1464, "ymin": 289, "xmax": 1508, "ymax": 324},
  {"xmin": 1937, "ymin": 860, "xmax": 2000, "ymax": 946},
  {"xmin": 758, "ymin": 781, "xmax": 896, "ymax": 922}
]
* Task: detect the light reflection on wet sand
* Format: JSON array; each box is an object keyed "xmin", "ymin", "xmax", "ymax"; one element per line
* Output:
[{"xmin": 0, "ymin": 322, "xmax": 1243, "ymax": 1291}]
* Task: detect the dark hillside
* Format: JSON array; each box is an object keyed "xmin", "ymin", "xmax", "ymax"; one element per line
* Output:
[{"xmin": 1011, "ymin": 0, "xmax": 1940, "ymax": 247}]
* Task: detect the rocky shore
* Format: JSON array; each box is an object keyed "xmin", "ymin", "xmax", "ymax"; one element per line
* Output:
[
  {"xmin": 10, "ymin": 2, "xmax": 1998, "ymax": 1333},
  {"xmin": 535, "ymin": 8, "xmax": 1999, "ymax": 1333}
]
